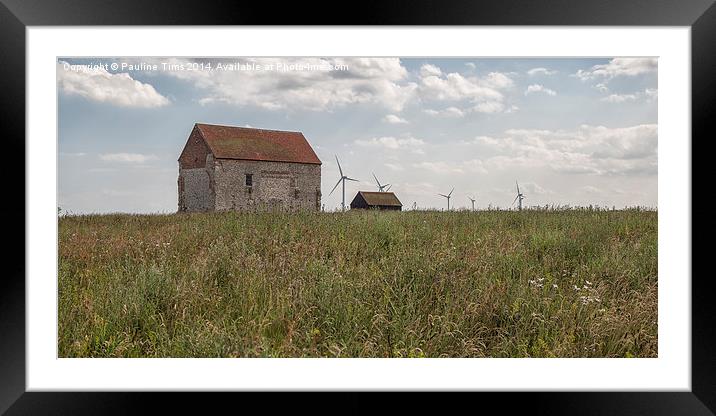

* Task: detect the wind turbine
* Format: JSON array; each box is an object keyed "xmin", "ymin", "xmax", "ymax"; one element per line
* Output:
[
  {"xmin": 468, "ymin": 196, "xmax": 476, "ymax": 211},
  {"xmin": 329, "ymin": 156, "xmax": 359, "ymax": 212},
  {"xmin": 438, "ymin": 188, "xmax": 454, "ymax": 211},
  {"xmin": 372, "ymin": 173, "xmax": 391, "ymax": 192},
  {"xmin": 513, "ymin": 181, "xmax": 526, "ymax": 211}
]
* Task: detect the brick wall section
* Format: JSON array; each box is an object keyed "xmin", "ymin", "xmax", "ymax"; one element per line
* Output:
[
  {"xmin": 212, "ymin": 159, "xmax": 321, "ymax": 211},
  {"xmin": 178, "ymin": 126, "xmax": 210, "ymax": 169}
]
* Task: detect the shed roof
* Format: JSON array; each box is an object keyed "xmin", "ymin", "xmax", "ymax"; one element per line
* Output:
[
  {"xmin": 355, "ymin": 191, "xmax": 403, "ymax": 207},
  {"xmin": 195, "ymin": 123, "xmax": 321, "ymax": 165}
]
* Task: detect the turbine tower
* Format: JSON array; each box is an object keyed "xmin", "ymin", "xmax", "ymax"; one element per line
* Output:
[
  {"xmin": 329, "ymin": 156, "xmax": 358, "ymax": 212},
  {"xmin": 468, "ymin": 196, "xmax": 476, "ymax": 211},
  {"xmin": 439, "ymin": 188, "xmax": 454, "ymax": 211},
  {"xmin": 513, "ymin": 181, "xmax": 526, "ymax": 211},
  {"xmin": 372, "ymin": 173, "xmax": 391, "ymax": 192}
]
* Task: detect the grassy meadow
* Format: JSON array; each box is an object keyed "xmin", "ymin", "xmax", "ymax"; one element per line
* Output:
[{"xmin": 58, "ymin": 209, "xmax": 657, "ymax": 358}]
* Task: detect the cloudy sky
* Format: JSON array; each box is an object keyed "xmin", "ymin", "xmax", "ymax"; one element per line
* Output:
[{"xmin": 58, "ymin": 57, "xmax": 657, "ymax": 213}]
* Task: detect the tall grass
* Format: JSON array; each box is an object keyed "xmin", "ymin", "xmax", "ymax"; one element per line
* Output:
[{"xmin": 58, "ymin": 209, "xmax": 657, "ymax": 357}]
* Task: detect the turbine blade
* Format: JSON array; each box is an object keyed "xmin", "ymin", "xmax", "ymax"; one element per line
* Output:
[
  {"xmin": 449, "ymin": 188, "xmax": 454, "ymax": 197},
  {"xmin": 512, "ymin": 195, "xmax": 519, "ymax": 205},
  {"xmin": 345, "ymin": 177, "xmax": 359, "ymax": 182},
  {"xmin": 516, "ymin": 181, "xmax": 520, "ymax": 194},
  {"xmin": 385, "ymin": 185, "xmax": 392, "ymax": 191},
  {"xmin": 373, "ymin": 172, "xmax": 381, "ymax": 187},
  {"xmin": 438, "ymin": 193, "xmax": 447, "ymax": 198},
  {"xmin": 335, "ymin": 155, "xmax": 343, "ymax": 177},
  {"xmin": 329, "ymin": 178, "xmax": 342, "ymax": 196}
]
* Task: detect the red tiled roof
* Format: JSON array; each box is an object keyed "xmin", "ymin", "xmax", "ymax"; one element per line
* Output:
[{"xmin": 195, "ymin": 123, "xmax": 321, "ymax": 165}]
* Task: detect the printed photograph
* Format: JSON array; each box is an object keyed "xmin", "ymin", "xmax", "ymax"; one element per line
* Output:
[{"xmin": 58, "ymin": 57, "xmax": 657, "ymax": 358}]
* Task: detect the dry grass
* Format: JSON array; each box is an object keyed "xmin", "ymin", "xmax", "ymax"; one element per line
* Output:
[{"xmin": 58, "ymin": 209, "xmax": 657, "ymax": 357}]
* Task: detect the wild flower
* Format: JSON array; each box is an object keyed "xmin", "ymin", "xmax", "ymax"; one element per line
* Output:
[{"xmin": 579, "ymin": 295, "xmax": 601, "ymax": 305}]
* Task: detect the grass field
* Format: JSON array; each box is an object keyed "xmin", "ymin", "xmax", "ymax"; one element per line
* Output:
[{"xmin": 58, "ymin": 209, "xmax": 657, "ymax": 358}]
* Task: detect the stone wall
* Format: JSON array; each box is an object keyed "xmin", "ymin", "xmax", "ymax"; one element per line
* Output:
[
  {"xmin": 213, "ymin": 159, "xmax": 321, "ymax": 212},
  {"xmin": 178, "ymin": 167, "xmax": 213, "ymax": 211}
]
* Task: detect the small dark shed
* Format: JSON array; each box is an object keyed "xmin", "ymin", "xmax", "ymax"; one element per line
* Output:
[{"xmin": 349, "ymin": 191, "xmax": 402, "ymax": 211}]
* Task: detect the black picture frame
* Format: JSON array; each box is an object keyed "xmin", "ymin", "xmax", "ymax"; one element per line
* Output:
[{"xmin": 2, "ymin": 0, "xmax": 713, "ymax": 414}]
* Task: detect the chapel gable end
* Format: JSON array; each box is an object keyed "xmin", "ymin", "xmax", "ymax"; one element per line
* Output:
[{"xmin": 178, "ymin": 126, "xmax": 212, "ymax": 170}]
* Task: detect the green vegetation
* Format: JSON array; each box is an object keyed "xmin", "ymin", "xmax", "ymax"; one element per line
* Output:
[{"xmin": 58, "ymin": 209, "xmax": 657, "ymax": 358}]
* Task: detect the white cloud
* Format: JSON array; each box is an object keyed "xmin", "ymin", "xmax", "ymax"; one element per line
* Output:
[
  {"xmin": 527, "ymin": 67, "xmax": 558, "ymax": 76},
  {"xmin": 383, "ymin": 114, "xmax": 408, "ymax": 124},
  {"xmin": 420, "ymin": 64, "xmax": 443, "ymax": 77},
  {"xmin": 580, "ymin": 185, "xmax": 603, "ymax": 194},
  {"xmin": 384, "ymin": 163, "xmax": 405, "ymax": 171},
  {"xmin": 601, "ymin": 88, "xmax": 658, "ymax": 103},
  {"xmin": 157, "ymin": 57, "xmax": 417, "ymax": 112},
  {"xmin": 483, "ymin": 72, "xmax": 515, "ymax": 89},
  {"xmin": 519, "ymin": 182, "xmax": 554, "ymax": 195},
  {"xmin": 413, "ymin": 159, "xmax": 487, "ymax": 175},
  {"xmin": 472, "ymin": 102, "xmax": 507, "ymax": 113},
  {"xmin": 57, "ymin": 61, "xmax": 170, "ymax": 108},
  {"xmin": 601, "ymin": 93, "xmax": 638, "ymax": 103},
  {"xmin": 595, "ymin": 83, "xmax": 610, "ymax": 93},
  {"xmin": 99, "ymin": 153, "xmax": 158, "ymax": 163},
  {"xmin": 413, "ymin": 161, "xmax": 464, "ymax": 174},
  {"xmin": 461, "ymin": 159, "xmax": 489, "ymax": 174},
  {"xmin": 400, "ymin": 181, "xmax": 439, "ymax": 197},
  {"xmin": 59, "ymin": 152, "xmax": 86, "ymax": 157},
  {"xmin": 417, "ymin": 65, "xmax": 515, "ymax": 114},
  {"xmin": 354, "ymin": 136, "xmax": 425, "ymax": 150},
  {"xmin": 462, "ymin": 135, "xmax": 500, "ymax": 146},
  {"xmin": 478, "ymin": 124, "xmax": 657, "ymax": 176},
  {"xmin": 525, "ymin": 84, "xmax": 557, "ymax": 96},
  {"xmin": 574, "ymin": 58, "xmax": 657, "ymax": 81},
  {"xmin": 420, "ymin": 72, "xmax": 501, "ymax": 101},
  {"xmin": 423, "ymin": 106, "xmax": 465, "ymax": 118}
]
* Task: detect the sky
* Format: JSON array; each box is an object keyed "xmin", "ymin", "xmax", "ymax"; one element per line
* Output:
[{"xmin": 57, "ymin": 57, "xmax": 657, "ymax": 213}]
